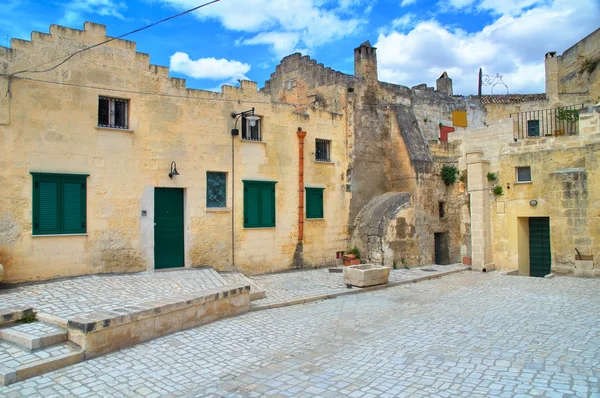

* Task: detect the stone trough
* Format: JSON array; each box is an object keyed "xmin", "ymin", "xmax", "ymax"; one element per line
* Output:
[{"xmin": 343, "ymin": 264, "xmax": 391, "ymax": 287}]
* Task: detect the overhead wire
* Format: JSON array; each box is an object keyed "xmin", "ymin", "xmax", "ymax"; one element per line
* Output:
[{"xmin": 6, "ymin": 0, "xmax": 220, "ymax": 77}]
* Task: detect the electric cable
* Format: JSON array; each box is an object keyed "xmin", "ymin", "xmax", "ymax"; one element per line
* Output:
[{"xmin": 6, "ymin": 0, "xmax": 220, "ymax": 77}]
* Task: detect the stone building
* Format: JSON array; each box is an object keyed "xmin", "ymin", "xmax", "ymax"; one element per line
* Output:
[
  {"xmin": 450, "ymin": 106, "xmax": 600, "ymax": 277},
  {"xmin": 262, "ymin": 41, "xmax": 486, "ymax": 268},
  {"xmin": 0, "ymin": 22, "xmax": 349, "ymax": 283}
]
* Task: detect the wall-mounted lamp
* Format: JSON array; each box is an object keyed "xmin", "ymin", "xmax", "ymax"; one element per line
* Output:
[
  {"xmin": 529, "ymin": 199, "xmax": 538, "ymax": 207},
  {"xmin": 506, "ymin": 182, "xmax": 511, "ymax": 190},
  {"xmin": 231, "ymin": 107, "xmax": 259, "ymax": 136},
  {"xmin": 169, "ymin": 161, "xmax": 180, "ymax": 179}
]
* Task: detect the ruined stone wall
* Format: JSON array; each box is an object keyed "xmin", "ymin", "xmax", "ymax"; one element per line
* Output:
[
  {"xmin": 556, "ymin": 27, "xmax": 600, "ymax": 101},
  {"xmin": 0, "ymin": 23, "xmax": 349, "ymax": 282}
]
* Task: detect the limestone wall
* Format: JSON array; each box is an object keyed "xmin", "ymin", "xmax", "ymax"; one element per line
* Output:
[
  {"xmin": 456, "ymin": 106, "xmax": 600, "ymax": 276},
  {"xmin": 0, "ymin": 23, "xmax": 350, "ymax": 282}
]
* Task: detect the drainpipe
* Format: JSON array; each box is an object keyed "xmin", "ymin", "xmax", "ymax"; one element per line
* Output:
[{"xmin": 293, "ymin": 127, "xmax": 307, "ymax": 268}]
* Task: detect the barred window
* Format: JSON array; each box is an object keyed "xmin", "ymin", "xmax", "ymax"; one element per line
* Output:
[
  {"xmin": 242, "ymin": 116, "xmax": 261, "ymax": 141},
  {"xmin": 315, "ymin": 139, "xmax": 331, "ymax": 162},
  {"xmin": 98, "ymin": 96, "xmax": 129, "ymax": 129}
]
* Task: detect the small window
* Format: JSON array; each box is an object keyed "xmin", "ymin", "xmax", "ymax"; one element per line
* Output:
[
  {"xmin": 207, "ymin": 172, "xmax": 227, "ymax": 208},
  {"xmin": 243, "ymin": 181, "xmax": 276, "ymax": 228},
  {"xmin": 306, "ymin": 188, "xmax": 324, "ymax": 219},
  {"xmin": 439, "ymin": 201, "xmax": 445, "ymax": 218},
  {"xmin": 516, "ymin": 166, "xmax": 532, "ymax": 183},
  {"xmin": 242, "ymin": 116, "xmax": 261, "ymax": 141},
  {"xmin": 527, "ymin": 120, "xmax": 540, "ymax": 137},
  {"xmin": 98, "ymin": 96, "xmax": 129, "ymax": 129},
  {"xmin": 315, "ymin": 139, "xmax": 331, "ymax": 162},
  {"xmin": 31, "ymin": 173, "xmax": 88, "ymax": 235}
]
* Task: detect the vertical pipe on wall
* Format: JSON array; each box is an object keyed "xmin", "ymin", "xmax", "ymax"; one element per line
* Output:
[{"xmin": 297, "ymin": 128, "xmax": 307, "ymax": 243}]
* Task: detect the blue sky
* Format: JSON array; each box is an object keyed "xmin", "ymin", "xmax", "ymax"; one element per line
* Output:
[{"xmin": 1, "ymin": 0, "xmax": 599, "ymax": 95}]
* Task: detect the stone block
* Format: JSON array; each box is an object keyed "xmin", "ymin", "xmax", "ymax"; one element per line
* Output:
[
  {"xmin": 574, "ymin": 260, "xmax": 594, "ymax": 271},
  {"xmin": 343, "ymin": 264, "xmax": 390, "ymax": 287}
]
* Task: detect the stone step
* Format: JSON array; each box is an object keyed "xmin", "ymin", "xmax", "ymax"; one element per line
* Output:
[
  {"xmin": 0, "ymin": 306, "xmax": 34, "ymax": 327},
  {"xmin": 0, "ymin": 321, "xmax": 68, "ymax": 351},
  {"xmin": 0, "ymin": 340, "xmax": 83, "ymax": 386},
  {"xmin": 219, "ymin": 272, "xmax": 266, "ymax": 301}
]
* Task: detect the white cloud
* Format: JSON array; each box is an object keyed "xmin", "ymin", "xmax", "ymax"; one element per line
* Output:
[
  {"xmin": 159, "ymin": 0, "xmax": 366, "ymax": 57},
  {"xmin": 169, "ymin": 52, "xmax": 251, "ymax": 80},
  {"xmin": 60, "ymin": 0, "xmax": 127, "ymax": 26},
  {"xmin": 400, "ymin": 0, "xmax": 417, "ymax": 6},
  {"xmin": 375, "ymin": 0, "xmax": 600, "ymax": 94}
]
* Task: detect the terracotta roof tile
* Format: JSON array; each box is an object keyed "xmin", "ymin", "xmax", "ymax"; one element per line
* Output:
[{"xmin": 479, "ymin": 94, "xmax": 547, "ymax": 104}]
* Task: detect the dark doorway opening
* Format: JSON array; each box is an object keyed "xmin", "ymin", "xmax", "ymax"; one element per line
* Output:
[{"xmin": 434, "ymin": 232, "xmax": 449, "ymax": 265}]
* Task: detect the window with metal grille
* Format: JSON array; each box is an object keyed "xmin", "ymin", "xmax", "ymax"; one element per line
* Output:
[
  {"xmin": 98, "ymin": 96, "xmax": 129, "ymax": 129},
  {"xmin": 242, "ymin": 116, "xmax": 261, "ymax": 141},
  {"xmin": 516, "ymin": 166, "xmax": 532, "ymax": 183},
  {"xmin": 207, "ymin": 172, "xmax": 227, "ymax": 208},
  {"xmin": 315, "ymin": 139, "xmax": 331, "ymax": 162},
  {"xmin": 31, "ymin": 173, "xmax": 88, "ymax": 235}
]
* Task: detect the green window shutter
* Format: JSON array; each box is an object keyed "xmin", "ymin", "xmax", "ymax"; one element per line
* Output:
[
  {"xmin": 33, "ymin": 177, "xmax": 61, "ymax": 235},
  {"xmin": 306, "ymin": 188, "xmax": 324, "ymax": 219},
  {"xmin": 32, "ymin": 173, "xmax": 88, "ymax": 235},
  {"xmin": 244, "ymin": 181, "xmax": 276, "ymax": 228},
  {"xmin": 62, "ymin": 179, "xmax": 86, "ymax": 233},
  {"xmin": 244, "ymin": 183, "xmax": 260, "ymax": 228},
  {"xmin": 259, "ymin": 184, "xmax": 275, "ymax": 227}
]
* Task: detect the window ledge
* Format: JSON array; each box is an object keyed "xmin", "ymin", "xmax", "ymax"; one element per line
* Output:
[
  {"xmin": 243, "ymin": 227, "xmax": 276, "ymax": 230},
  {"xmin": 306, "ymin": 218, "xmax": 325, "ymax": 221},
  {"xmin": 95, "ymin": 126, "xmax": 134, "ymax": 133},
  {"xmin": 314, "ymin": 160, "xmax": 335, "ymax": 165},
  {"xmin": 32, "ymin": 233, "xmax": 88, "ymax": 237},
  {"xmin": 515, "ymin": 181, "xmax": 532, "ymax": 184},
  {"xmin": 206, "ymin": 207, "xmax": 231, "ymax": 213},
  {"xmin": 240, "ymin": 139, "xmax": 266, "ymax": 144}
]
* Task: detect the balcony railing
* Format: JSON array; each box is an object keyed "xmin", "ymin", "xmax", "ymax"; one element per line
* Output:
[{"xmin": 510, "ymin": 104, "xmax": 584, "ymax": 139}]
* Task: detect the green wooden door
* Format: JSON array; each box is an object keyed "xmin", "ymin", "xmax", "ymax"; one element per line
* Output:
[
  {"xmin": 154, "ymin": 188, "xmax": 184, "ymax": 269},
  {"xmin": 529, "ymin": 217, "xmax": 551, "ymax": 277}
]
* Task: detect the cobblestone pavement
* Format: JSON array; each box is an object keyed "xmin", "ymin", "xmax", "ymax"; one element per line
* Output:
[
  {"xmin": 0, "ymin": 269, "xmax": 228, "ymax": 319},
  {"xmin": 1, "ymin": 271, "xmax": 599, "ymax": 397},
  {"xmin": 249, "ymin": 263, "xmax": 465, "ymax": 307}
]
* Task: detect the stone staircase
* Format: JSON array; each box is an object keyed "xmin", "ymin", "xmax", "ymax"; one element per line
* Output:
[{"xmin": 0, "ymin": 308, "xmax": 83, "ymax": 386}]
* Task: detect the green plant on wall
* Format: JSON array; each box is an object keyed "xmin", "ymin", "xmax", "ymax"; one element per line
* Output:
[
  {"xmin": 441, "ymin": 165, "xmax": 459, "ymax": 185},
  {"xmin": 493, "ymin": 185, "xmax": 504, "ymax": 195},
  {"xmin": 459, "ymin": 170, "xmax": 467, "ymax": 182},
  {"xmin": 349, "ymin": 247, "xmax": 360, "ymax": 259},
  {"xmin": 487, "ymin": 172, "xmax": 497, "ymax": 182},
  {"xmin": 556, "ymin": 108, "xmax": 579, "ymax": 124}
]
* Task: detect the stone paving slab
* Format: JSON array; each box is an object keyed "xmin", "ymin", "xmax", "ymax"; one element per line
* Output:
[
  {"xmin": 249, "ymin": 263, "xmax": 467, "ymax": 309},
  {"xmin": 1, "ymin": 272, "xmax": 599, "ymax": 396},
  {"xmin": 0, "ymin": 268, "xmax": 230, "ymax": 320}
]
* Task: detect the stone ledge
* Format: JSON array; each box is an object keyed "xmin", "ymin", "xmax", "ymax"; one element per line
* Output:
[
  {"xmin": 250, "ymin": 266, "xmax": 471, "ymax": 312},
  {"xmin": 67, "ymin": 284, "xmax": 251, "ymax": 357},
  {"xmin": 67, "ymin": 284, "xmax": 250, "ymax": 333}
]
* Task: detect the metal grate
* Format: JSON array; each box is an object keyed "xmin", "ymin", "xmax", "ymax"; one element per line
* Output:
[
  {"xmin": 510, "ymin": 104, "xmax": 583, "ymax": 140},
  {"xmin": 98, "ymin": 97, "xmax": 129, "ymax": 129},
  {"xmin": 315, "ymin": 139, "xmax": 330, "ymax": 162}
]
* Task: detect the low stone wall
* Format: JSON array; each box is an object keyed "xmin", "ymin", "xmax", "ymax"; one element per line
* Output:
[{"xmin": 67, "ymin": 284, "xmax": 250, "ymax": 358}]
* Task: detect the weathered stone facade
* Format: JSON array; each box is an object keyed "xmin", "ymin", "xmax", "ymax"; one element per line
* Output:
[
  {"xmin": 263, "ymin": 41, "xmax": 485, "ymax": 266},
  {"xmin": 0, "ymin": 22, "xmax": 350, "ymax": 283},
  {"xmin": 451, "ymin": 106, "xmax": 600, "ymax": 276}
]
